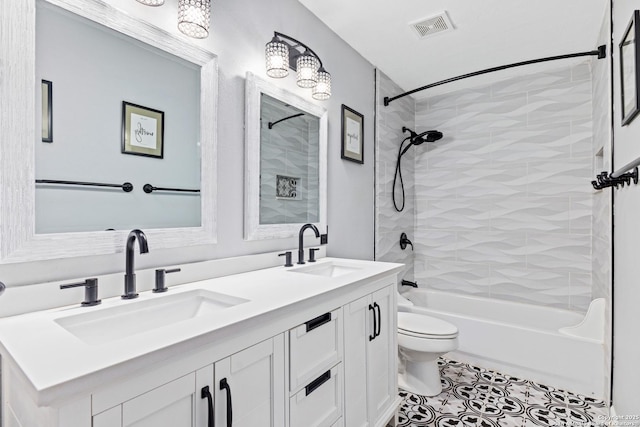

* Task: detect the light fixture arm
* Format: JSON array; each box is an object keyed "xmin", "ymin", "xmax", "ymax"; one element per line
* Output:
[{"xmin": 273, "ymin": 31, "xmax": 324, "ymax": 69}]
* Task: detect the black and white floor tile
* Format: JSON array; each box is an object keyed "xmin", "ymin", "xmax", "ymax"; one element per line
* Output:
[{"xmin": 397, "ymin": 358, "xmax": 608, "ymax": 427}]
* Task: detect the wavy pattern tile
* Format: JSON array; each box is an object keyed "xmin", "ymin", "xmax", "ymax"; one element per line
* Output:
[
  {"xmin": 409, "ymin": 61, "xmax": 594, "ymax": 311},
  {"xmin": 375, "ymin": 71, "xmax": 415, "ymax": 277}
]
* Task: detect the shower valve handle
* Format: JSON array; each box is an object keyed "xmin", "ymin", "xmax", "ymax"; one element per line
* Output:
[{"xmin": 400, "ymin": 232, "xmax": 413, "ymax": 251}]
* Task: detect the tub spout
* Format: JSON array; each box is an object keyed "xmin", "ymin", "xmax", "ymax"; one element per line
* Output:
[{"xmin": 401, "ymin": 280, "xmax": 418, "ymax": 288}]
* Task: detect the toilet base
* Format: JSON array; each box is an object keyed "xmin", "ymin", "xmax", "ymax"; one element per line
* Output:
[{"xmin": 398, "ymin": 356, "xmax": 443, "ymax": 397}]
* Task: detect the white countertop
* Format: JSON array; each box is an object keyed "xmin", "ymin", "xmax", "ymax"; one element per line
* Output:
[{"xmin": 0, "ymin": 257, "xmax": 402, "ymax": 406}]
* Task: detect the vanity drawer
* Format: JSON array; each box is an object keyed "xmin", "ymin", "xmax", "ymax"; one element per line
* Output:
[
  {"xmin": 289, "ymin": 308, "xmax": 342, "ymax": 391},
  {"xmin": 289, "ymin": 364, "xmax": 342, "ymax": 427}
]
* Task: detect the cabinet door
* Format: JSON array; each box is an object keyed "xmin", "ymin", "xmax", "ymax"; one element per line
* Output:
[
  {"xmin": 120, "ymin": 373, "xmax": 198, "ymax": 427},
  {"xmin": 343, "ymin": 295, "xmax": 372, "ymax": 427},
  {"xmin": 214, "ymin": 335, "xmax": 285, "ymax": 427},
  {"xmin": 367, "ymin": 285, "xmax": 396, "ymax": 424}
]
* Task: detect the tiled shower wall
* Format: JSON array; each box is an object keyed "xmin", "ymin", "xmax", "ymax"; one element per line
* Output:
[
  {"xmin": 411, "ymin": 62, "xmax": 594, "ymax": 312},
  {"xmin": 375, "ymin": 71, "xmax": 416, "ymax": 281}
]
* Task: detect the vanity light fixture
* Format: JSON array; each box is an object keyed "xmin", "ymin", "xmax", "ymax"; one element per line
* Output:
[
  {"xmin": 265, "ymin": 32, "xmax": 331, "ymax": 100},
  {"xmin": 135, "ymin": 0, "xmax": 164, "ymax": 6},
  {"xmin": 134, "ymin": 0, "xmax": 211, "ymax": 39},
  {"xmin": 177, "ymin": 0, "xmax": 211, "ymax": 39}
]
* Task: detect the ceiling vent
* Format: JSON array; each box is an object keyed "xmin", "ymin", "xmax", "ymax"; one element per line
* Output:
[{"xmin": 410, "ymin": 12, "xmax": 454, "ymax": 39}]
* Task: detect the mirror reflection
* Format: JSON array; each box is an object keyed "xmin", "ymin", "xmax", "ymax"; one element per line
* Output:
[
  {"xmin": 259, "ymin": 94, "xmax": 320, "ymax": 225},
  {"xmin": 35, "ymin": 1, "xmax": 201, "ymax": 233}
]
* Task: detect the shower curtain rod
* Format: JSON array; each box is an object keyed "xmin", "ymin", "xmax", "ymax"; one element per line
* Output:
[{"xmin": 383, "ymin": 45, "xmax": 607, "ymax": 106}]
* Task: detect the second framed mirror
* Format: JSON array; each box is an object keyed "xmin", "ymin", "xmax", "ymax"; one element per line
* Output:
[{"xmin": 244, "ymin": 72, "xmax": 327, "ymax": 240}]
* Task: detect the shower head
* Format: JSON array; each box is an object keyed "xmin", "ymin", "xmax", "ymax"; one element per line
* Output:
[
  {"xmin": 400, "ymin": 127, "xmax": 443, "ymax": 156},
  {"xmin": 412, "ymin": 130, "xmax": 443, "ymax": 145}
]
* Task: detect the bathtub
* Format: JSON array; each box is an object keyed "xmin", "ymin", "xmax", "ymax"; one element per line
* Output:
[{"xmin": 399, "ymin": 288, "xmax": 606, "ymax": 399}]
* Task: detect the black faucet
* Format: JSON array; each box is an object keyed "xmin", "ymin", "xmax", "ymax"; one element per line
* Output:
[
  {"xmin": 298, "ymin": 223, "xmax": 320, "ymax": 264},
  {"xmin": 122, "ymin": 229, "xmax": 149, "ymax": 299}
]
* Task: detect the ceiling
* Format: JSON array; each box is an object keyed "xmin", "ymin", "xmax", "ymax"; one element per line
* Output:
[{"xmin": 298, "ymin": 0, "xmax": 608, "ymax": 98}]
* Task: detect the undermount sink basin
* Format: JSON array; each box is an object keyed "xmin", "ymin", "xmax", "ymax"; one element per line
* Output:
[
  {"xmin": 290, "ymin": 261, "xmax": 362, "ymax": 278},
  {"xmin": 55, "ymin": 289, "xmax": 249, "ymax": 345}
]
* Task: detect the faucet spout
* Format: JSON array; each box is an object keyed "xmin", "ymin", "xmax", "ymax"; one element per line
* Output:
[
  {"xmin": 123, "ymin": 229, "xmax": 149, "ymax": 299},
  {"xmin": 298, "ymin": 223, "xmax": 320, "ymax": 265}
]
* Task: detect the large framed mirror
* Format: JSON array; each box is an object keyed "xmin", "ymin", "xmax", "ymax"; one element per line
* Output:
[
  {"xmin": 244, "ymin": 73, "xmax": 327, "ymax": 240},
  {"xmin": 0, "ymin": 0, "xmax": 218, "ymax": 263}
]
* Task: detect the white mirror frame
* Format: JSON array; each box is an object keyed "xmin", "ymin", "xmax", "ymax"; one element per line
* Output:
[
  {"xmin": 244, "ymin": 73, "xmax": 327, "ymax": 240},
  {"xmin": 0, "ymin": 0, "xmax": 218, "ymax": 263}
]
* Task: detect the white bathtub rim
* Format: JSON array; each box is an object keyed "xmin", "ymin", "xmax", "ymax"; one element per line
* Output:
[
  {"xmin": 398, "ymin": 290, "xmax": 604, "ymax": 345},
  {"xmin": 399, "ymin": 288, "xmax": 586, "ymax": 319},
  {"xmin": 559, "ymin": 298, "xmax": 605, "ymax": 343}
]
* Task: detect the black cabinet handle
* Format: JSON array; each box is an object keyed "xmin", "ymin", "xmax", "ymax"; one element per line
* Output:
[
  {"xmin": 305, "ymin": 370, "xmax": 331, "ymax": 396},
  {"xmin": 220, "ymin": 378, "xmax": 232, "ymax": 427},
  {"xmin": 369, "ymin": 304, "xmax": 376, "ymax": 341},
  {"xmin": 305, "ymin": 312, "xmax": 331, "ymax": 332},
  {"xmin": 374, "ymin": 302, "xmax": 381, "ymax": 338},
  {"xmin": 200, "ymin": 386, "xmax": 214, "ymax": 427}
]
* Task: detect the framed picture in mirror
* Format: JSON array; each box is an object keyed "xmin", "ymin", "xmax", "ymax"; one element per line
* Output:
[
  {"xmin": 122, "ymin": 101, "xmax": 165, "ymax": 158},
  {"xmin": 41, "ymin": 80, "xmax": 53, "ymax": 142},
  {"xmin": 620, "ymin": 10, "xmax": 640, "ymax": 126},
  {"xmin": 341, "ymin": 104, "xmax": 364, "ymax": 164}
]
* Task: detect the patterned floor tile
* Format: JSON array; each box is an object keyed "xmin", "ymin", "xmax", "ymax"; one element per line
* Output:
[{"xmin": 398, "ymin": 358, "xmax": 608, "ymax": 427}]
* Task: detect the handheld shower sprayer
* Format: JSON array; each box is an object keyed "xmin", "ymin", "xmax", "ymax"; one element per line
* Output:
[{"xmin": 393, "ymin": 126, "xmax": 444, "ymax": 212}]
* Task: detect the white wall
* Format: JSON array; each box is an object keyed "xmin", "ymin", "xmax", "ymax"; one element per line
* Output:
[
  {"xmin": 0, "ymin": 0, "xmax": 375, "ymax": 287},
  {"xmin": 612, "ymin": 0, "xmax": 640, "ymax": 417},
  {"xmin": 591, "ymin": 4, "xmax": 612, "ymax": 404}
]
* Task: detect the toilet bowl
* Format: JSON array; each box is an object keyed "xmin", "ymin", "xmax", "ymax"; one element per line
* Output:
[{"xmin": 397, "ymin": 293, "xmax": 458, "ymax": 397}]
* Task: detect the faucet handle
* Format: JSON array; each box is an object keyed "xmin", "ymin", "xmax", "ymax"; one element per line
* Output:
[
  {"xmin": 154, "ymin": 268, "xmax": 181, "ymax": 293},
  {"xmin": 60, "ymin": 278, "xmax": 101, "ymax": 306},
  {"xmin": 308, "ymin": 248, "xmax": 320, "ymax": 263},
  {"xmin": 278, "ymin": 251, "xmax": 293, "ymax": 267}
]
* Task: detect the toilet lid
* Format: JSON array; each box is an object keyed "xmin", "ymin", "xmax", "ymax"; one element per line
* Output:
[{"xmin": 398, "ymin": 312, "xmax": 458, "ymax": 339}]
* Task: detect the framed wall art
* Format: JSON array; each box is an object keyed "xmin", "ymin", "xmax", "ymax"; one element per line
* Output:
[
  {"xmin": 341, "ymin": 104, "xmax": 364, "ymax": 164},
  {"xmin": 620, "ymin": 10, "xmax": 640, "ymax": 126},
  {"xmin": 122, "ymin": 101, "xmax": 165, "ymax": 158}
]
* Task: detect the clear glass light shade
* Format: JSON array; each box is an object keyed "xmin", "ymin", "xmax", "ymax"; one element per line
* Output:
[
  {"xmin": 178, "ymin": 0, "xmax": 211, "ymax": 39},
  {"xmin": 312, "ymin": 68, "xmax": 331, "ymax": 100},
  {"xmin": 265, "ymin": 38, "xmax": 289, "ymax": 78},
  {"xmin": 296, "ymin": 52, "xmax": 319, "ymax": 88},
  {"xmin": 135, "ymin": 0, "xmax": 164, "ymax": 5}
]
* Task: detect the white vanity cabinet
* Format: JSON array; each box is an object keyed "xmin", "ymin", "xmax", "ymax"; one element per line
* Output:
[
  {"xmin": 92, "ymin": 335, "xmax": 285, "ymax": 427},
  {"xmin": 288, "ymin": 308, "xmax": 343, "ymax": 427},
  {"xmin": 0, "ymin": 260, "xmax": 402, "ymax": 427},
  {"xmin": 92, "ymin": 369, "xmax": 211, "ymax": 427},
  {"xmin": 344, "ymin": 283, "xmax": 398, "ymax": 427},
  {"xmin": 214, "ymin": 336, "xmax": 286, "ymax": 427}
]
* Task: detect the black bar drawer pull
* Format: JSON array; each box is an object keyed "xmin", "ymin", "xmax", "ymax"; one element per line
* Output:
[
  {"xmin": 305, "ymin": 370, "xmax": 331, "ymax": 396},
  {"xmin": 369, "ymin": 304, "xmax": 376, "ymax": 341},
  {"xmin": 374, "ymin": 302, "xmax": 381, "ymax": 338},
  {"xmin": 220, "ymin": 378, "xmax": 232, "ymax": 427},
  {"xmin": 305, "ymin": 312, "xmax": 332, "ymax": 332},
  {"xmin": 200, "ymin": 386, "xmax": 214, "ymax": 427}
]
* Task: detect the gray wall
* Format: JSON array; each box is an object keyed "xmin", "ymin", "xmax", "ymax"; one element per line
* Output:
[
  {"xmin": 411, "ymin": 62, "xmax": 594, "ymax": 312},
  {"xmin": 0, "ymin": 0, "xmax": 376, "ymax": 287}
]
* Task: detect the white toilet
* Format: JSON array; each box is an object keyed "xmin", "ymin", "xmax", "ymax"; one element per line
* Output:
[{"xmin": 397, "ymin": 293, "xmax": 459, "ymax": 397}]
